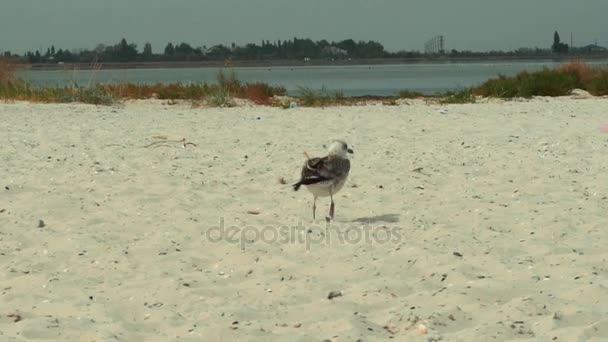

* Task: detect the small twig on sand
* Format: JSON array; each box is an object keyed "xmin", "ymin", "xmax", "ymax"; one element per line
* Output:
[
  {"xmin": 142, "ymin": 141, "xmax": 171, "ymax": 148},
  {"xmin": 411, "ymin": 167, "xmax": 431, "ymax": 176},
  {"xmin": 142, "ymin": 136, "xmax": 197, "ymax": 148},
  {"xmin": 181, "ymin": 137, "xmax": 198, "ymax": 148}
]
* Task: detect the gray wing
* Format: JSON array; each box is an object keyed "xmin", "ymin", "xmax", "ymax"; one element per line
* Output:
[
  {"xmin": 326, "ymin": 157, "xmax": 350, "ymax": 178},
  {"xmin": 303, "ymin": 156, "xmax": 349, "ymax": 181},
  {"xmin": 293, "ymin": 156, "xmax": 350, "ymax": 190}
]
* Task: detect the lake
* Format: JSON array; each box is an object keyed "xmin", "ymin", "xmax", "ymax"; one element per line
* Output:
[{"xmin": 18, "ymin": 60, "xmax": 608, "ymax": 97}]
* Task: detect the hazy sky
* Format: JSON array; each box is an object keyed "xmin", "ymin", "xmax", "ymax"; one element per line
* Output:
[{"xmin": 1, "ymin": 0, "xmax": 607, "ymax": 54}]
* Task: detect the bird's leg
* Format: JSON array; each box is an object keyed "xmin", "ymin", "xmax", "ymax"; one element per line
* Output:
[
  {"xmin": 329, "ymin": 188, "xmax": 335, "ymax": 220},
  {"xmin": 312, "ymin": 196, "xmax": 317, "ymax": 220}
]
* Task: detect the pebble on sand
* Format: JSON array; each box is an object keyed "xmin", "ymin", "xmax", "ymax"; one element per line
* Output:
[{"xmin": 417, "ymin": 323, "xmax": 428, "ymax": 335}]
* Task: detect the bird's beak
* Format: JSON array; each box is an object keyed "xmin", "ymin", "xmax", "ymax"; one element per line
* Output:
[{"xmin": 347, "ymin": 148, "xmax": 354, "ymax": 154}]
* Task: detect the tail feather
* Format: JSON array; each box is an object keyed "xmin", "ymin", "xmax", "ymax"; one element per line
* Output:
[{"xmin": 293, "ymin": 182, "xmax": 302, "ymax": 191}]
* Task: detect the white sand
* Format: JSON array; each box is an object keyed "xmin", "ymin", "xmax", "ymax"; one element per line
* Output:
[{"xmin": 1, "ymin": 97, "xmax": 607, "ymax": 341}]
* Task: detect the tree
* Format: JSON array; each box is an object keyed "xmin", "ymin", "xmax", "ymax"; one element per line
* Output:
[
  {"xmin": 552, "ymin": 31, "xmax": 561, "ymax": 50},
  {"xmin": 116, "ymin": 38, "xmax": 138, "ymax": 61},
  {"xmin": 164, "ymin": 43, "xmax": 175, "ymax": 56},
  {"xmin": 174, "ymin": 42, "xmax": 199, "ymax": 60},
  {"xmin": 206, "ymin": 44, "xmax": 231, "ymax": 59},
  {"xmin": 336, "ymin": 39, "xmax": 357, "ymax": 56},
  {"xmin": 357, "ymin": 40, "xmax": 387, "ymax": 58},
  {"xmin": 55, "ymin": 49, "xmax": 64, "ymax": 61},
  {"xmin": 26, "ymin": 51, "xmax": 35, "ymax": 63},
  {"xmin": 142, "ymin": 43, "xmax": 153, "ymax": 60},
  {"xmin": 552, "ymin": 31, "xmax": 568, "ymax": 54}
]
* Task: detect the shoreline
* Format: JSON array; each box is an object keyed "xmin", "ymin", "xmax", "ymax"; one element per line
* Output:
[
  {"xmin": 24, "ymin": 55, "xmax": 608, "ymax": 71},
  {"xmin": 5, "ymin": 59, "xmax": 608, "ymax": 105}
]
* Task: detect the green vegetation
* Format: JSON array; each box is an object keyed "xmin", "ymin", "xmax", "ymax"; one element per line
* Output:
[
  {"xmin": 397, "ymin": 90, "xmax": 424, "ymax": 99},
  {"xmin": 297, "ymin": 86, "xmax": 347, "ymax": 107},
  {"xmin": 0, "ymin": 81, "xmax": 119, "ymax": 105},
  {"xmin": 438, "ymin": 88, "xmax": 476, "ymax": 104},
  {"xmin": 587, "ymin": 69, "xmax": 608, "ymax": 95},
  {"xmin": 474, "ymin": 61, "xmax": 608, "ymax": 98},
  {"xmin": 473, "ymin": 70, "xmax": 579, "ymax": 98},
  {"xmin": 405, "ymin": 61, "xmax": 608, "ymax": 104}
]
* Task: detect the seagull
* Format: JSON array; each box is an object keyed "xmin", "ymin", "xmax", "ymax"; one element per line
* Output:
[{"xmin": 293, "ymin": 140, "xmax": 353, "ymax": 220}]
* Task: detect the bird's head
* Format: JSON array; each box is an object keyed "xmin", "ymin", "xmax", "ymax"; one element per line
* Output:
[{"xmin": 327, "ymin": 140, "xmax": 353, "ymax": 157}]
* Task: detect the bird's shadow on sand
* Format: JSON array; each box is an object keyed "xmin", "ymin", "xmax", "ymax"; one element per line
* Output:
[{"xmin": 351, "ymin": 214, "xmax": 400, "ymax": 224}]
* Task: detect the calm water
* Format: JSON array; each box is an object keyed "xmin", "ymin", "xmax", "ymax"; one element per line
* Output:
[{"xmin": 18, "ymin": 60, "xmax": 608, "ymax": 96}]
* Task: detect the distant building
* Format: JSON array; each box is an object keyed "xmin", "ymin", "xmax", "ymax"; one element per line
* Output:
[
  {"xmin": 321, "ymin": 46, "xmax": 347, "ymax": 57},
  {"xmin": 515, "ymin": 47, "xmax": 533, "ymax": 53},
  {"xmin": 580, "ymin": 44, "xmax": 607, "ymax": 53}
]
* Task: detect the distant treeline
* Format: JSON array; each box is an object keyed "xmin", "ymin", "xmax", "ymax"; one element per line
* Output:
[
  {"xmin": 5, "ymin": 35, "xmax": 608, "ymax": 64},
  {"xmin": 14, "ymin": 38, "xmax": 400, "ymax": 63}
]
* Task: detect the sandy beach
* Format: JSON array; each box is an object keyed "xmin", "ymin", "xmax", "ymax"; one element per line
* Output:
[{"xmin": 1, "ymin": 97, "xmax": 607, "ymax": 341}]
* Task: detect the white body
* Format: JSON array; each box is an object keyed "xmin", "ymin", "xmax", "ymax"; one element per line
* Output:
[{"xmin": 305, "ymin": 175, "xmax": 348, "ymax": 198}]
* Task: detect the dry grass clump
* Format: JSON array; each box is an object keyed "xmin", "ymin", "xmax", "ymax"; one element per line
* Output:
[
  {"xmin": 0, "ymin": 57, "xmax": 21, "ymax": 86},
  {"xmin": 557, "ymin": 59, "xmax": 593, "ymax": 84}
]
